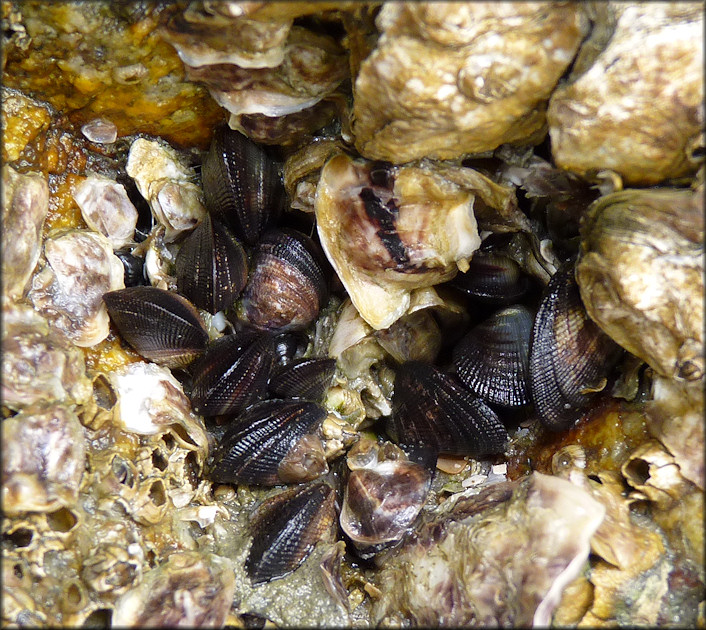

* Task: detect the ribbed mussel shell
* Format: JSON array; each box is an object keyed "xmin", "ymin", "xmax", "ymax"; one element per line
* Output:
[
  {"xmin": 452, "ymin": 305, "xmax": 534, "ymax": 408},
  {"xmin": 189, "ymin": 332, "xmax": 275, "ymax": 417},
  {"xmin": 175, "ymin": 214, "xmax": 248, "ymax": 314},
  {"xmin": 103, "ymin": 286, "xmax": 208, "ymax": 368},
  {"xmin": 340, "ymin": 439, "xmax": 432, "ymax": 559},
  {"xmin": 201, "ymin": 124, "xmax": 284, "ymax": 246},
  {"xmin": 268, "ymin": 357, "xmax": 337, "ymax": 401},
  {"xmin": 246, "ymin": 481, "xmax": 336, "ymax": 584},
  {"xmin": 208, "ymin": 399, "xmax": 329, "ymax": 485},
  {"xmin": 240, "ymin": 228, "xmax": 329, "ymax": 332},
  {"xmin": 529, "ymin": 264, "xmax": 623, "ymax": 431},
  {"xmin": 451, "ymin": 250, "xmax": 531, "ymax": 305},
  {"xmin": 391, "ymin": 362, "xmax": 509, "ymax": 457}
]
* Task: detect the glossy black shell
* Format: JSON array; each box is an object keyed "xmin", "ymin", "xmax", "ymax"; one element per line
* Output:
[
  {"xmin": 246, "ymin": 481, "xmax": 335, "ymax": 584},
  {"xmin": 208, "ymin": 399, "xmax": 329, "ymax": 485},
  {"xmin": 175, "ymin": 214, "xmax": 248, "ymax": 314},
  {"xmin": 189, "ymin": 332, "xmax": 275, "ymax": 417},
  {"xmin": 103, "ymin": 286, "xmax": 208, "ymax": 368},
  {"xmin": 391, "ymin": 361, "xmax": 509, "ymax": 457},
  {"xmin": 452, "ymin": 305, "xmax": 534, "ymax": 408}
]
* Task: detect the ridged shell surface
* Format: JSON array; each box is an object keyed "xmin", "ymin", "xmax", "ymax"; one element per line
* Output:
[
  {"xmin": 529, "ymin": 264, "xmax": 623, "ymax": 431},
  {"xmin": 267, "ymin": 357, "xmax": 336, "ymax": 401},
  {"xmin": 201, "ymin": 124, "xmax": 284, "ymax": 246},
  {"xmin": 240, "ymin": 228, "xmax": 328, "ymax": 332},
  {"xmin": 208, "ymin": 399, "xmax": 328, "ymax": 485},
  {"xmin": 189, "ymin": 332, "xmax": 275, "ymax": 417},
  {"xmin": 453, "ymin": 305, "xmax": 534, "ymax": 407},
  {"xmin": 452, "ymin": 250, "xmax": 531, "ymax": 305},
  {"xmin": 175, "ymin": 214, "xmax": 248, "ymax": 314},
  {"xmin": 391, "ymin": 361, "xmax": 509, "ymax": 457},
  {"xmin": 103, "ymin": 286, "xmax": 208, "ymax": 368},
  {"xmin": 246, "ymin": 481, "xmax": 335, "ymax": 584}
]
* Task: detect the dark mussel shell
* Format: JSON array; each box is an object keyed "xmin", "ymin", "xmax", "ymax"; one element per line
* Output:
[
  {"xmin": 115, "ymin": 248, "xmax": 147, "ymax": 287},
  {"xmin": 451, "ymin": 250, "xmax": 531, "ymax": 305},
  {"xmin": 340, "ymin": 440, "xmax": 432, "ymax": 560},
  {"xmin": 201, "ymin": 124, "xmax": 284, "ymax": 246},
  {"xmin": 452, "ymin": 305, "xmax": 534, "ymax": 408},
  {"xmin": 529, "ymin": 263, "xmax": 623, "ymax": 431},
  {"xmin": 391, "ymin": 362, "xmax": 509, "ymax": 457},
  {"xmin": 267, "ymin": 357, "xmax": 336, "ymax": 401},
  {"xmin": 240, "ymin": 228, "xmax": 329, "ymax": 332},
  {"xmin": 246, "ymin": 481, "xmax": 336, "ymax": 584},
  {"xmin": 189, "ymin": 332, "xmax": 275, "ymax": 417},
  {"xmin": 175, "ymin": 214, "xmax": 248, "ymax": 314},
  {"xmin": 103, "ymin": 286, "xmax": 208, "ymax": 368},
  {"xmin": 208, "ymin": 399, "xmax": 329, "ymax": 485}
]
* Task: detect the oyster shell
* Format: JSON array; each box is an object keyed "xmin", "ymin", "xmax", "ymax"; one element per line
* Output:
[
  {"xmin": 372, "ymin": 472, "xmax": 605, "ymax": 626},
  {"xmin": 72, "ymin": 174, "xmax": 138, "ymax": 249},
  {"xmin": 1, "ymin": 166, "xmax": 49, "ymax": 302},
  {"xmin": 1, "ymin": 303, "xmax": 92, "ymax": 410},
  {"xmin": 2, "ymin": 403, "xmax": 86, "ymax": 516},
  {"xmin": 112, "ymin": 552, "xmax": 235, "ymax": 628},
  {"xmin": 576, "ymin": 187, "xmax": 704, "ymax": 381},
  {"xmin": 28, "ymin": 230, "xmax": 125, "ymax": 347},
  {"xmin": 548, "ymin": 3, "xmax": 704, "ymax": 185},
  {"xmin": 126, "ymin": 137, "xmax": 206, "ymax": 243},
  {"xmin": 353, "ymin": 2, "xmax": 588, "ymax": 163},
  {"xmin": 315, "ymin": 154, "xmax": 482, "ymax": 329}
]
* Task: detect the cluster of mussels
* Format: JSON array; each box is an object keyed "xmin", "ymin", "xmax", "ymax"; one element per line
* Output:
[{"xmin": 102, "ymin": 124, "xmax": 624, "ymax": 581}]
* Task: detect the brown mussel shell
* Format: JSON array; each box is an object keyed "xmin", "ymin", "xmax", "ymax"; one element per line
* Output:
[
  {"xmin": 103, "ymin": 286, "xmax": 208, "ymax": 368},
  {"xmin": 529, "ymin": 263, "xmax": 624, "ymax": 431},
  {"xmin": 391, "ymin": 361, "xmax": 509, "ymax": 457},
  {"xmin": 246, "ymin": 481, "xmax": 336, "ymax": 584},
  {"xmin": 267, "ymin": 357, "xmax": 337, "ymax": 401},
  {"xmin": 451, "ymin": 250, "xmax": 531, "ymax": 305},
  {"xmin": 452, "ymin": 305, "xmax": 534, "ymax": 408},
  {"xmin": 208, "ymin": 399, "xmax": 329, "ymax": 486},
  {"xmin": 175, "ymin": 214, "xmax": 248, "ymax": 314},
  {"xmin": 240, "ymin": 228, "xmax": 329, "ymax": 332},
  {"xmin": 201, "ymin": 124, "xmax": 284, "ymax": 246},
  {"xmin": 188, "ymin": 331, "xmax": 275, "ymax": 417}
]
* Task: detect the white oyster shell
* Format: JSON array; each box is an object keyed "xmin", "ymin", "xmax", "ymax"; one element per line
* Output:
[
  {"xmin": 126, "ymin": 138, "xmax": 206, "ymax": 242},
  {"xmin": 72, "ymin": 174, "xmax": 138, "ymax": 249},
  {"xmin": 316, "ymin": 154, "xmax": 481, "ymax": 330},
  {"xmin": 28, "ymin": 230, "xmax": 125, "ymax": 347},
  {"xmin": 1, "ymin": 166, "xmax": 49, "ymax": 302},
  {"xmin": 107, "ymin": 361, "xmax": 208, "ymax": 455}
]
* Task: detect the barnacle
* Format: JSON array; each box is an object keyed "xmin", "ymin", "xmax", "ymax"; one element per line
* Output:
[{"xmin": 2, "ymin": 2, "xmax": 703, "ymax": 628}]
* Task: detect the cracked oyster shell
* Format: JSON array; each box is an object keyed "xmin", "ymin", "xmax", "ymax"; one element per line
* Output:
[
  {"xmin": 2, "ymin": 404, "xmax": 86, "ymax": 516},
  {"xmin": 316, "ymin": 154, "xmax": 482, "ymax": 330},
  {"xmin": 2, "ymin": 165, "xmax": 49, "ymax": 302},
  {"xmin": 372, "ymin": 472, "xmax": 605, "ymax": 626},
  {"xmin": 576, "ymin": 187, "xmax": 704, "ymax": 381},
  {"xmin": 27, "ymin": 230, "xmax": 125, "ymax": 347},
  {"xmin": 353, "ymin": 2, "xmax": 588, "ymax": 163},
  {"xmin": 548, "ymin": 3, "xmax": 704, "ymax": 186}
]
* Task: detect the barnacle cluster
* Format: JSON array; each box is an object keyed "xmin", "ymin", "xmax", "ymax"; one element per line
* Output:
[{"xmin": 2, "ymin": 2, "xmax": 704, "ymax": 628}]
